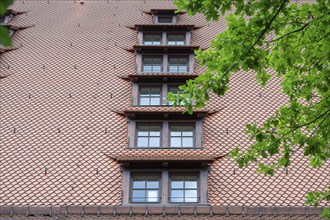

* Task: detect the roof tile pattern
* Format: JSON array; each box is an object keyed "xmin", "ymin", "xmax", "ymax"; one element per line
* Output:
[{"xmin": 0, "ymin": 0, "xmax": 328, "ymax": 207}]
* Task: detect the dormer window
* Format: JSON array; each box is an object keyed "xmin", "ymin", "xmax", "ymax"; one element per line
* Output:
[
  {"xmin": 168, "ymin": 33, "xmax": 185, "ymax": 45},
  {"xmin": 144, "ymin": 33, "xmax": 162, "ymax": 45},
  {"xmin": 142, "ymin": 56, "xmax": 162, "ymax": 73},
  {"xmin": 151, "ymin": 9, "xmax": 177, "ymax": 24},
  {"xmin": 157, "ymin": 16, "xmax": 174, "ymax": 24},
  {"xmin": 168, "ymin": 56, "xmax": 189, "ymax": 73}
]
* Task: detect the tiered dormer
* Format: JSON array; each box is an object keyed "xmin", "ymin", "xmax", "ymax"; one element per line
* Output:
[{"xmin": 116, "ymin": 9, "xmax": 213, "ymax": 206}]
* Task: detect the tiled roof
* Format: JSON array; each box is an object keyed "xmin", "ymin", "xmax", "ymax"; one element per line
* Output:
[{"xmin": 0, "ymin": 0, "xmax": 328, "ymax": 209}]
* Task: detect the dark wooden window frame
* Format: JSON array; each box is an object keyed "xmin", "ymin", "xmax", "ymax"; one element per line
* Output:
[
  {"xmin": 130, "ymin": 172, "xmax": 162, "ymax": 203},
  {"xmin": 132, "ymin": 82, "xmax": 183, "ymax": 106},
  {"xmin": 169, "ymin": 171, "xmax": 199, "ymax": 203},
  {"xmin": 138, "ymin": 85, "xmax": 162, "ymax": 106},
  {"xmin": 122, "ymin": 168, "xmax": 208, "ymax": 205},
  {"xmin": 129, "ymin": 119, "xmax": 203, "ymax": 149},
  {"xmin": 137, "ymin": 54, "xmax": 194, "ymax": 73},
  {"xmin": 169, "ymin": 123, "xmax": 195, "ymax": 148},
  {"xmin": 168, "ymin": 55, "xmax": 189, "ymax": 73},
  {"xmin": 143, "ymin": 32, "xmax": 162, "ymax": 45},
  {"xmin": 167, "ymin": 32, "xmax": 186, "ymax": 45},
  {"xmin": 138, "ymin": 31, "xmax": 191, "ymax": 46},
  {"xmin": 136, "ymin": 122, "xmax": 163, "ymax": 148},
  {"xmin": 142, "ymin": 55, "xmax": 163, "ymax": 73}
]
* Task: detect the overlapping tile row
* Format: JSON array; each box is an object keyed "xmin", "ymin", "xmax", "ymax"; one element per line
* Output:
[{"xmin": 0, "ymin": 0, "xmax": 328, "ymax": 207}]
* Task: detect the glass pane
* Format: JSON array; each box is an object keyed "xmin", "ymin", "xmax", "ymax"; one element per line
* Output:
[
  {"xmin": 185, "ymin": 190, "xmax": 197, "ymax": 197},
  {"xmin": 158, "ymin": 16, "xmax": 172, "ymax": 23},
  {"xmin": 153, "ymin": 58, "xmax": 162, "ymax": 64},
  {"xmin": 176, "ymin": 41, "xmax": 185, "ymax": 45},
  {"xmin": 185, "ymin": 181, "xmax": 197, "ymax": 189},
  {"xmin": 169, "ymin": 66, "xmax": 178, "ymax": 73},
  {"xmin": 140, "ymin": 97, "xmax": 150, "ymax": 105},
  {"xmin": 179, "ymin": 58, "xmax": 188, "ymax": 64},
  {"xmin": 147, "ymin": 190, "xmax": 159, "ymax": 202},
  {"xmin": 143, "ymin": 66, "xmax": 152, "ymax": 72},
  {"xmin": 132, "ymin": 190, "xmax": 145, "ymax": 202},
  {"xmin": 182, "ymin": 137, "xmax": 193, "ymax": 147},
  {"xmin": 150, "ymin": 97, "xmax": 160, "ymax": 105},
  {"xmin": 147, "ymin": 181, "xmax": 159, "ymax": 188},
  {"xmin": 171, "ymin": 197, "xmax": 184, "ymax": 203},
  {"xmin": 185, "ymin": 197, "xmax": 198, "ymax": 203},
  {"xmin": 140, "ymin": 88, "xmax": 151, "ymax": 94},
  {"xmin": 171, "ymin": 190, "xmax": 184, "ymax": 202},
  {"xmin": 137, "ymin": 137, "xmax": 148, "ymax": 147},
  {"xmin": 149, "ymin": 137, "xmax": 160, "ymax": 147},
  {"xmin": 170, "ymin": 131, "xmax": 181, "ymax": 137},
  {"xmin": 171, "ymin": 190, "xmax": 184, "ymax": 197},
  {"xmin": 143, "ymin": 58, "xmax": 153, "ymax": 64},
  {"xmin": 171, "ymin": 181, "xmax": 184, "ymax": 188},
  {"xmin": 178, "ymin": 66, "xmax": 188, "ymax": 72},
  {"xmin": 133, "ymin": 180, "xmax": 145, "ymax": 189},
  {"xmin": 150, "ymin": 87, "xmax": 161, "ymax": 94},
  {"xmin": 170, "ymin": 137, "xmax": 181, "ymax": 147},
  {"xmin": 169, "ymin": 58, "xmax": 178, "ymax": 64},
  {"xmin": 152, "ymin": 66, "xmax": 162, "ymax": 72},
  {"xmin": 185, "ymin": 176, "xmax": 198, "ymax": 181},
  {"xmin": 137, "ymin": 130, "xmax": 148, "ymax": 136}
]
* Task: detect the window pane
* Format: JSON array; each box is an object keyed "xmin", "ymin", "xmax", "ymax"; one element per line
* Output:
[
  {"xmin": 185, "ymin": 190, "xmax": 197, "ymax": 198},
  {"xmin": 182, "ymin": 137, "xmax": 193, "ymax": 147},
  {"xmin": 152, "ymin": 66, "xmax": 162, "ymax": 72},
  {"xmin": 149, "ymin": 131, "xmax": 160, "ymax": 136},
  {"xmin": 147, "ymin": 190, "xmax": 159, "ymax": 202},
  {"xmin": 137, "ymin": 137, "xmax": 148, "ymax": 147},
  {"xmin": 171, "ymin": 181, "xmax": 184, "ymax": 188},
  {"xmin": 144, "ymin": 34, "xmax": 161, "ymax": 45},
  {"xmin": 170, "ymin": 137, "xmax": 181, "ymax": 147},
  {"xmin": 149, "ymin": 137, "xmax": 160, "ymax": 147},
  {"xmin": 141, "ymin": 88, "xmax": 151, "ymax": 94},
  {"xmin": 132, "ymin": 190, "xmax": 145, "ymax": 202},
  {"xmin": 178, "ymin": 66, "xmax": 188, "ymax": 72},
  {"xmin": 171, "ymin": 190, "xmax": 184, "ymax": 198},
  {"xmin": 185, "ymin": 181, "xmax": 197, "ymax": 189},
  {"xmin": 147, "ymin": 181, "xmax": 159, "ymax": 188},
  {"xmin": 150, "ymin": 97, "xmax": 160, "ymax": 105},
  {"xmin": 143, "ymin": 58, "xmax": 153, "ymax": 64},
  {"xmin": 140, "ymin": 97, "xmax": 150, "ymax": 105},
  {"xmin": 133, "ymin": 180, "xmax": 145, "ymax": 189},
  {"xmin": 150, "ymin": 87, "xmax": 161, "ymax": 94},
  {"xmin": 158, "ymin": 16, "xmax": 172, "ymax": 23},
  {"xmin": 137, "ymin": 130, "xmax": 149, "ymax": 136}
]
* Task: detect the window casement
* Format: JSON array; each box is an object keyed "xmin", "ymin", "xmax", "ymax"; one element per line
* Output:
[
  {"xmin": 136, "ymin": 123, "xmax": 162, "ymax": 148},
  {"xmin": 131, "ymin": 173, "xmax": 161, "ymax": 203},
  {"xmin": 168, "ymin": 56, "xmax": 189, "ymax": 73},
  {"xmin": 138, "ymin": 31, "xmax": 190, "ymax": 46},
  {"xmin": 169, "ymin": 124, "xmax": 194, "ymax": 148},
  {"xmin": 170, "ymin": 172, "xmax": 199, "ymax": 203},
  {"xmin": 122, "ymin": 169, "xmax": 209, "ymax": 205},
  {"xmin": 142, "ymin": 56, "xmax": 162, "ymax": 73},
  {"xmin": 157, "ymin": 16, "xmax": 174, "ymax": 24},
  {"xmin": 143, "ymin": 33, "xmax": 162, "ymax": 45},
  {"xmin": 139, "ymin": 86, "xmax": 162, "ymax": 105},
  {"xmin": 134, "ymin": 83, "xmax": 183, "ymax": 106},
  {"xmin": 167, "ymin": 33, "xmax": 186, "ymax": 45},
  {"xmin": 129, "ymin": 120, "xmax": 202, "ymax": 149},
  {"xmin": 138, "ymin": 54, "xmax": 193, "ymax": 74}
]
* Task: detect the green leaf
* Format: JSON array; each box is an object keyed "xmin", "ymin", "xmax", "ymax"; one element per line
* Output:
[{"xmin": 0, "ymin": 26, "xmax": 12, "ymax": 46}]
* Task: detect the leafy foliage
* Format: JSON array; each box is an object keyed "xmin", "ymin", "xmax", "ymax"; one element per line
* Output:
[
  {"xmin": 172, "ymin": 0, "xmax": 330, "ymax": 217},
  {"xmin": 0, "ymin": 0, "xmax": 13, "ymax": 46}
]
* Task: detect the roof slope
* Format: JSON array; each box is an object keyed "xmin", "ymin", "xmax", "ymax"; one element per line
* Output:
[{"xmin": 0, "ymin": 0, "xmax": 329, "ymax": 207}]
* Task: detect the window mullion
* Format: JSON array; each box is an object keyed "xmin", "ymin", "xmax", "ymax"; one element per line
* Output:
[{"xmin": 163, "ymin": 121, "xmax": 168, "ymax": 148}]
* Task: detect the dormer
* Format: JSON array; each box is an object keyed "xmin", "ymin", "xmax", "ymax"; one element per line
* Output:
[{"xmin": 151, "ymin": 9, "xmax": 177, "ymax": 24}]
